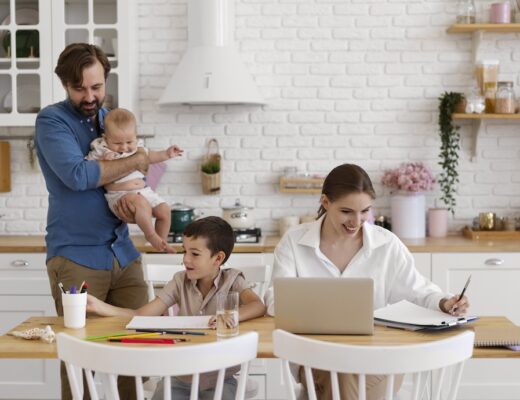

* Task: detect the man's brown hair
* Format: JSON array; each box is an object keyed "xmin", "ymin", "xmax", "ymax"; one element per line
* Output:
[{"xmin": 55, "ymin": 43, "xmax": 111, "ymax": 87}]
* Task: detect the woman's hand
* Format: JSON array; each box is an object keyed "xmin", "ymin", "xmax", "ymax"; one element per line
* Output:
[
  {"xmin": 208, "ymin": 315, "xmax": 217, "ymax": 329},
  {"xmin": 439, "ymin": 295, "xmax": 470, "ymax": 316},
  {"xmin": 86, "ymin": 294, "xmax": 103, "ymax": 315}
]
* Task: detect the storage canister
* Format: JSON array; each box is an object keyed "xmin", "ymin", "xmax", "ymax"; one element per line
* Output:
[{"xmin": 495, "ymin": 81, "xmax": 516, "ymax": 114}]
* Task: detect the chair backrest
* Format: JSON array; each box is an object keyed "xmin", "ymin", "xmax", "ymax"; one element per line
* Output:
[
  {"xmin": 57, "ymin": 331, "xmax": 259, "ymax": 400},
  {"xmin": 272, "ymin": 329, "xmax": 475, "ymax": 400},
  {"xmin": 223, "ymin": 264, "xmax": 272, "ymax": 299}
]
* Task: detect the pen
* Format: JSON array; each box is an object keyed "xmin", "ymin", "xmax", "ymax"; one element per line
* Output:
[
  {"xmin": 135, "ymin": 329, "xmax": 208, "ymax": 336},
  {"xmin": 85, "ymin": 332, "xmax": 135, "ymax": 341},
  {"xmin": 450, "ymin": 274, "xmax": 472, "ymax": 313},
  {"xmin": 78, "ymin": 281, "xmax": 86, "ymax": 293},
  {"xmin": 80, "ymin": 282, "xmax": 88, "ymax": 293},
  {"xmin": 107, "ymin": 332, "xmax": 163, "ymax": 340},
  {"xmin": 58, "ymin": 282, "xmax": 66, "ymax": 294},
  {"xmin": 109, "ymin": 338, "xmax": 185, "ymax": 344},
  {"xmin": 69, "ymin": 285, "xmax": 77, "ymax": 294},
  {"xmin": 458, "ymin": 274, "xmax": 472, "ymax": 301}
]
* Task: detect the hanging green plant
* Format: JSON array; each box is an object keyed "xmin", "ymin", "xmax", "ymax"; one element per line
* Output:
[{"xmin": 438, "ymin": 91, "xmax": 464, "ymax": 215}]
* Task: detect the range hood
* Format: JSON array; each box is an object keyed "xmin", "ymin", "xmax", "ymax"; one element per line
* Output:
[{"xmin": 158, "ymin": 0, "xmax": 265, "ymax": 106}]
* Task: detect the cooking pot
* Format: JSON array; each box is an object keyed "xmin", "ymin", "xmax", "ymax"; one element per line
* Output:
[
  {"xmin": 222, "ymin": 198, "xmax": 256, "ymax": 230},
  {"xmin": 170, "ymin": 203, "xmax": 199, "ymax": 234}
]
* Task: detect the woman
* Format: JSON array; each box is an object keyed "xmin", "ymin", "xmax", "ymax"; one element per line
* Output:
[{"xmin": 265, "ymin": 163, "xmax": 469, "ymax": 400}]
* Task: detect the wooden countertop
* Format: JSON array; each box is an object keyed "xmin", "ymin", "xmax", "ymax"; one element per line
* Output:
[
  {"xmin": 0, "ymin": 234, "xmax": 519, "ymax": 253},
  {"xmin": 1, "ymin": 315, "xmax": 519, "ymax": 359}
]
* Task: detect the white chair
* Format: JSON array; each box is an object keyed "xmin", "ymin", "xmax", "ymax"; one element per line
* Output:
[
  {"xmin": 223, "ymin": 264, "xmax": 272, "ymax": 299},
  {"xmin": 272, "ymin": 329, "xmax": 475, "ymax": 400},
  {"xmin": 56, "ymin": 331, "xmax": 259, "ymax": 400}
]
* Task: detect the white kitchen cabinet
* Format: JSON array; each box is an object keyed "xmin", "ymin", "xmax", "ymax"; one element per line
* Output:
[
  {"xmin": 432, "ymin": 252, "xmax": 520, "ymax": 400},
  {"xmin": 0, "ymin": 0, "xmax": 137, "ymax": 126},
  {"xmin": 0, "ymin": 253, "xmax": 59, "ymax": 399}
]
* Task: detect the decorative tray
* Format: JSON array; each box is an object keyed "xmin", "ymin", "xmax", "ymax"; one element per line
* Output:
[{"xmin": 463, "ymin": 227, "xmax": 520, "ymax": 240}]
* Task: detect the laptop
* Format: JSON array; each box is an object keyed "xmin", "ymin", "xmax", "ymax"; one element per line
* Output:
[{"xmin": 273, "ymin": 277, "xmax": 374, "ymax": 335}]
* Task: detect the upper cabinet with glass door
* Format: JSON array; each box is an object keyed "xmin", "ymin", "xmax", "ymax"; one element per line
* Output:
[
  {"xmin": 0, "ymin": 0, "xmax": 52, "ymax": 126},
  {"xmin": 0, "ymin": 0, "xmax": 136, "ymax": 126},
  {"xmin": 51, "ymin": 0, "xmax": 138, "ymax": 117}
]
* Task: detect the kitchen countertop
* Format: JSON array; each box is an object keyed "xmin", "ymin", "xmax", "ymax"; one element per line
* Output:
[{"xmin": 0, "ymin": 234, "xmax": 519, "ymax": 253}]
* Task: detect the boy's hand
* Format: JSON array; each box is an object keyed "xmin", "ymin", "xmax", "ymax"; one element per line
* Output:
[{"xmin": 166, "ymin": 145, "xmax": 183, "ymax": 159}]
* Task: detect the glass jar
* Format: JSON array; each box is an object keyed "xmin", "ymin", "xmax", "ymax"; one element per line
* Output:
[
  {"xmin": 456, "ymin": 0, "xmax": 476, "ymax": 23},
  {"xmin": 495, "ymin": 81, "xmax": 516, "ymax": 114}
]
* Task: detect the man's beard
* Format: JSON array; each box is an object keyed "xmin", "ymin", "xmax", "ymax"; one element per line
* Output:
[{"xmin": 73, "ymin": 98, "xmax": 104, "ymax": 117}]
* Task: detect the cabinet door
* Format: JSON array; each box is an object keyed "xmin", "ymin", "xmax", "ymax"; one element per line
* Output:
[
  {"xmin": 51, "ymin": 0, "xmax": 138, "ymax": 113},
  {"xmin": 0, "ymin": 0, "xmax": 53, "ymax": 126},
  {"xmin": 0, "ymin": 253, "xmax": 59, "ymax": 399},
  {"xmin": 432, "ymin": 253, "xmax": 520, "ymax": 400}
]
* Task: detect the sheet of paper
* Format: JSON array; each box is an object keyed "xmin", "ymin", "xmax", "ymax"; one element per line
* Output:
[
  {"xmin": 374, "ymin": 300, "xmax": 458, "ymax": 326},
  {"xmin": 126, "ymin": 316, "xmax": 210, "ymax": 330}
]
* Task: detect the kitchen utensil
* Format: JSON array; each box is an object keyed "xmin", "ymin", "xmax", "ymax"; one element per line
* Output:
[
  {"xmin": 222, "ymin": 198, "xmax": 255, "ymax": 229},
  {"xmin": 170, "ymin": 203, "xmax": 198, "ymax": 234}
]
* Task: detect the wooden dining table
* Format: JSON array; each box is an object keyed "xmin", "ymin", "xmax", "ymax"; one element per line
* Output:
[{"xmin": 1, "ymin": 315, "xmax": 519, "ymax": 359}]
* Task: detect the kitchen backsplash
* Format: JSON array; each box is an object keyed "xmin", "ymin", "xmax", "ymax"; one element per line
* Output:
[{"xmin": 1, "ymin": 0, "xmax": 519, "ymax": 235}]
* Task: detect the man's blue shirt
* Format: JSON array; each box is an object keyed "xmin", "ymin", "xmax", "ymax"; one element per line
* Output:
[{"xmin": 35, "ymin": 100, "xmax": 140, "ymax": 270}]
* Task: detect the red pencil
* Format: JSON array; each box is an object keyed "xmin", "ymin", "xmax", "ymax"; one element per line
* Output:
[{"xmin": 109, "ymin": 338, "xmax": 183, "ymax": 344}]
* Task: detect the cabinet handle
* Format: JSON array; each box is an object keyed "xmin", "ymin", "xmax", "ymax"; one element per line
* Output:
[
  {"xmin": 11, "ymin": 259, "xmax": 30, "ymax": 267},
  {"xmin": 484, "ymin": 258, "xmax": 504, "ymax": 266}
]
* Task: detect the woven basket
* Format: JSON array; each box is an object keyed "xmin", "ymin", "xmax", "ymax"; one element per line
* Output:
[{"xmin": 201, "ymin": 138, "xmax": 221, "ymax": 195}]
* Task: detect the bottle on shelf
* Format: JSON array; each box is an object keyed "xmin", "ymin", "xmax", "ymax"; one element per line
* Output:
[
  {"xmin": 495, "ymin": 81, "xmax": 516, "ymax": 114},
  {"xmin": 456, "ymin": 0, "xmax": 476, "ymax": 23}
]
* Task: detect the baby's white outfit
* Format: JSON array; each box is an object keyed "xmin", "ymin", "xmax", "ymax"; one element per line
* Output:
[{"xmin": 86, "ymin": 137, "xmax": 166, "ymax": 214}]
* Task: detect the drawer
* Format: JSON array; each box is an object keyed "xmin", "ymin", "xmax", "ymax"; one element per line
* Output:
[
  {"xmin": 432, "ymin": 253, "xmax": 520, "ymax": 269},
  {"xmin": 0, "ymin": 253, "xmax": 47, "ymax": 271}
]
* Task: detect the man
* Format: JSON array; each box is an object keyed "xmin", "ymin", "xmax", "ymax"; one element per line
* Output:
[{"xmin": 35, "ymin": 43, "xmax": 149, "ymax": 400}]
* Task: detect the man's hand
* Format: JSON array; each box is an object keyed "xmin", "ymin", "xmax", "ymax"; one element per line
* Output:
[
  {"xmin": 112, "ymin": 195, "xmax": 137, "ymax": 223},
  {"xmin": 134, "ymin": 147, "xmax": 150, "ymax": 175},
  {"xmin": 166, "ymin": 145, "xmax": 184, "ymax": 159}
]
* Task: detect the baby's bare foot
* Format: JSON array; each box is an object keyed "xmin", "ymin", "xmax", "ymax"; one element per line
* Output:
[{"xmin": 146, "ymin": 233, "xmax": 176, "ymax": 253}]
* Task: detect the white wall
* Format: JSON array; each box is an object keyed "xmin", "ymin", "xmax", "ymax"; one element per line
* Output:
[{"xmin": 1, "ymin": 0, "xmax": 519, "ymax": 235}]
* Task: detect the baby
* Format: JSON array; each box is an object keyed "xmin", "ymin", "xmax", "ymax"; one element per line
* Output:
[{"xmin": 86, "ymin": 108, "xmax": 182, "ymax": 252}]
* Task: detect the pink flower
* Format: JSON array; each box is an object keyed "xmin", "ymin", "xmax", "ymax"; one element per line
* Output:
[{"xmin": 381, "ymin": 162, "xmax": 435, "ymax": 193}]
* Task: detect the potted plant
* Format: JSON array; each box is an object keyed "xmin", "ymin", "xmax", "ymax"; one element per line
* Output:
[
  {"xmin": 200, "ymin": 139, "xmax": 221, "ymax": 194},
  {"xmin": 437, "ymin": 91, "xmax": 464, "ymax": 216},
  {"xmin": 381, "ymin": 162, "xmax": 436, "ymax": 239}
]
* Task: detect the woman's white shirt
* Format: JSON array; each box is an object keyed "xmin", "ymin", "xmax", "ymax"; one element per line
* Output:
[{"xmin": 265, "ymin": 216, "xmax": 447, "ymax": 316}]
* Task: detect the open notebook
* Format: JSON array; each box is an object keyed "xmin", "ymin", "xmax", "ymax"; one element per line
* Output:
[
  {"xmin": 126, "ymin": 316, "xmax": 210, "ymax": 330},
  {"xmin": 374, "ymin": 300, "xmax": 478, "ymax": 331},
  {"xmin": 474, "ymin": 326, "xmax": 520, "ymax": 347}
]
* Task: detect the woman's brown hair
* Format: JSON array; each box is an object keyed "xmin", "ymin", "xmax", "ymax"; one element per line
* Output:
[
  {"xmin": 317, "ymin": 164, "xmax": 376, "ymax": 218},
  {"xmin": 54, "ymin": 43, "xmax": 111, "ymax": 87}
]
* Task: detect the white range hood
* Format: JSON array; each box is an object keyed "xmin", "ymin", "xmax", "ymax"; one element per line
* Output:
[{"xmin": 158, "ymin": 0, "xmax": 265, "ymax": 106}]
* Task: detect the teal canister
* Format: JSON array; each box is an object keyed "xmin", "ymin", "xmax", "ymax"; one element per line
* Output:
[{"xmin": 170, "ymin": 203, "xmax": 195, "ymax": 234}]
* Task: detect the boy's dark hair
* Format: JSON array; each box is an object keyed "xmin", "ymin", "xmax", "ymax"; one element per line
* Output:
[
  {"xmin": 55, "ymin": 43, "xmax": 111, "ymax": 87},
  {"xmin": 183, "ymin": 216, "xmax": 235, "ymax": 264}
]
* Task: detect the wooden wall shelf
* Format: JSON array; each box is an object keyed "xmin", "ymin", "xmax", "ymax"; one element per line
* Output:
[
  {"xmin": 453, "ymin": 113, "xmax": 520, "ymax": 120},
  {"xmin": 447, "ymin": 24, "xmax": 520, "ymax": 33},
  {"xmin": 279, "ymin": 176, "xmax": 324, "ymax": 194}
]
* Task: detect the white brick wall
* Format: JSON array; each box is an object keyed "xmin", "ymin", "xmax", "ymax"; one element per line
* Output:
[{"xmin": 1, "ymin": 0, "xmax": 520, "ymax": 236}]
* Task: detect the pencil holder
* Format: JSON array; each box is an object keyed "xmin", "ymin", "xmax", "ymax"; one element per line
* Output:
[{"xmin": 62, "ymin": 292, "xmax": 87, "ymax": 329}]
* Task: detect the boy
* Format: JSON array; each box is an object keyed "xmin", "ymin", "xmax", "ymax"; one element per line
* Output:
[
  {"xmin": 86, "ymin": 108, "xmax": 182, "ymax": 253},
  {"xmin": 87, "ymin": 216, "xmax": 266, "ymax": 400}
]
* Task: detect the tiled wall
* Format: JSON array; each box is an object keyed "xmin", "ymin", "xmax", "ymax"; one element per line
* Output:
[{"xmin": 1, "ymin": 0, "xmax": 519, "ymax": 235}]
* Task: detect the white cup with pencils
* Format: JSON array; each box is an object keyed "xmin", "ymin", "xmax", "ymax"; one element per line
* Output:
[{"xmin": 61, "ymin": 282, "xmax": 87, "ymax": 329}]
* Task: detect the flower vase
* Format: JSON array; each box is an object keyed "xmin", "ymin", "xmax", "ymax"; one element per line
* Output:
[{"xmin": 390, "ymin": 192, "xmax": 426, "ymax": 239}]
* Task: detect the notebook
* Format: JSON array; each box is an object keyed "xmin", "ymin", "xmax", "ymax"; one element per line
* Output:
[
  {"xmin": 374, "ymin": 300, "xmax": 479, "ymax": 331},
  {"xmin": 273, "ymin": 277, "xmax": 374, "ymax": 335},
  {"xmin": 474, "ymin": 326, "xmax": 520, "ymax": 347}
]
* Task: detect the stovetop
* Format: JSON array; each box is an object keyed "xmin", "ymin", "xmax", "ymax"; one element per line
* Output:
[{"xmin": 168, "ymin": 227, "xmax": 262, "ymax": 244}]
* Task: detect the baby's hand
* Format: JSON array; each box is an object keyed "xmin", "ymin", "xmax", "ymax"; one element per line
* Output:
[
  {"xmin": 208, "ymin": 315, "xmax": 217, "ymax": 329},
  {"xmin": 166, "ymin": 145, "xmax": 184, "ymax": 159}
]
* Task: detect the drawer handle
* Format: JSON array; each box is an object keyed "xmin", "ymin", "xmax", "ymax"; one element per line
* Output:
[
  {"xmin": 11, "ymin": 259, "xmax": 30, "ymax": 267},
  {"xmin": 484, "ymin": 258, "xmax": 504, "ymax": 266}
]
